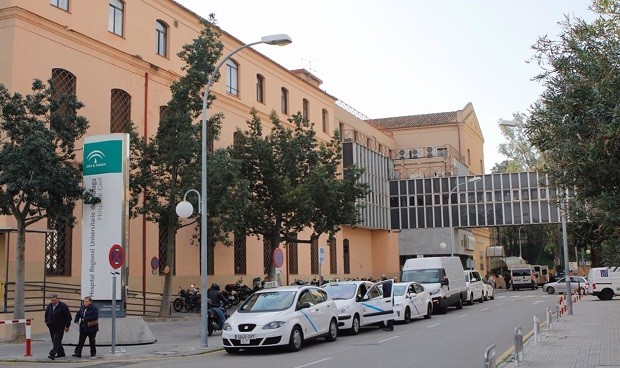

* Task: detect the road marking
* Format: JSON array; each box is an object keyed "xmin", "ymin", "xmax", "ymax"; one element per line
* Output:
[
  {"xmin": 379, "ymin": 336, "xmax": 399, "ymax": 343},
  {"xmin": 294, "ymin": 357, "xmax": 333, "ymax": 368},
  {"xmin": 479, "ymin": 308, "xmax": 488, "ymax": 312},
  {"xmin": 533, "ymin": 301, "xmax": 545, "ymax": 305},
  {"xmin": 497, "ymin": 303, "xmax": 503, "ymax": 306},
  {"xmin": 426, "ymin": 323, "xmax": 441, "ymax": 328},
  {"xmin": 511, "ymin": 295, "xmax": 520, "ymax": 298},
  {"xmin": 458, "ymin": 314, "xmax": 468, "ymax": 318}
]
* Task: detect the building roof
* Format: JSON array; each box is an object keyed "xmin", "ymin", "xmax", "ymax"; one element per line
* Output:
[{"xmin": 368, "ymin": 110, "xmax": 458, "ymax": 129}]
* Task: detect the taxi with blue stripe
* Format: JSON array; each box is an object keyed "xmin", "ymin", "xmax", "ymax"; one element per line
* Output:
[
  {"xmin": 222, "ymin": 284, "xmax": 338, "ymax": 353},
  {"xmin": 322, "ymin": 280, "xmax": 394, "ymax": 334}
]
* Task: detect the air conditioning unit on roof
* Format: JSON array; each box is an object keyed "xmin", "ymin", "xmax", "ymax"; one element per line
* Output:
[
  {"xmin": 410, "ymin": 148, "xmax": 422, "ymax": 158},
  {"xmin": 425, "ymin": 146, "xmax": 437, "ymax": 158},
  {"xmin": 397, "ymin": 149, "xmax": 410, "ymax": 159}
]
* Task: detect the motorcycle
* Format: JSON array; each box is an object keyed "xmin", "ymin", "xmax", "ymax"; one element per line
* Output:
[
  {"xmin": 173, "ymin": 285, "xmax": 201, "ymax": 313},
  {"xmin": 207, "ymin": 300, "xmax": 230, "ymax": 336},
  {"xmin": 224, "ymin": 278, "xmax": 254, "ymax": 306}
]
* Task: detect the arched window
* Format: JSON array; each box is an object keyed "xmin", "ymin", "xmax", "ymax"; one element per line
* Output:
[
  {"xmin": 322, "ymin": 109, "xmax": 329, "ymax": 133},
  {"xmin": 234, "ymin": 232, "xmax": 246, "ymax": 274},
  {"xmin": 110, "ymin": 89, "xmax": 131, "ymax": 133},
  {"xmin": 310, "ymin": 238, "xmax": 318, "ymax": 274},
  {"xmin": 226, "ymin": 59, "xmax": 239, "ymax": 96},
  {"xmin": 302, "ymin": 98, "xmax": 309, "ymax": 120},
  {"xmin": 108, "ymin": 0, "xmax": 124, "ymax": 36},
  {"xmin": 281, "ymin": 87, "xmax": 288, "ymax": 115},
  {"xmin": 256, "ymin": 74, "xmax": 265, "ymax": 103},
  {"xmin": 155, "ymin": 20, "xmax": 168, "ymax": 57},
  {"xmin": 46, "ymin": 68, "xmax": 77, "ymax": 276},
  {"xmin": 343, "ymin": 239, "xmax": 350, "ymax": 274},
  {"xmin": 329, "ymin": 236, "xmax": 337, "ymax": 274}
]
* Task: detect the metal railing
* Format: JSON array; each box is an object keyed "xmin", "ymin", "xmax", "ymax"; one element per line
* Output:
[
  {"xmin": 514, "ymin": 326, "xmax": 524, "ymax": 363},
  {"xmin": 483, "ymin": 344, "xmax": 497, "ymax": 368}
]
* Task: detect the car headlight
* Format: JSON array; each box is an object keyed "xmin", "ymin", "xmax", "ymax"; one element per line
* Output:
[
  {"xmin": 429, "ymin": 288, "xmax": 440, "ymax": 295},
  {"xmin": 338, "ymin": 305, "xmax": 350, "ymax": 314},
  {"xmin": 262, "ymin": 321, "xmax": 286, "ymax": 330},
  {"xmin": 223, "ymin": 323, "xmax": 231, "ymax": 331}
]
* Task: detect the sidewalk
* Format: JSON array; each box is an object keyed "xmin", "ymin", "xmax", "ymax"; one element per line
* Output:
[
  {"xmin": 498, "ymin": 295, "xmax": 620, "ymax": 368},
  {"xmin": 0, "ymin": 312, "xmax": 223, "ymax": 364}
]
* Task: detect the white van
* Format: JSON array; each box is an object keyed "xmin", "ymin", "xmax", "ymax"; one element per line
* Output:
[
  {"xmin": 464, "ymin": 270, "xmax": 485, "ymax": 304},
  {"xmin": 401, "ymin": 257, "xmax": 466, "ymax": 314},
  {"xmin": 589, "ymin": 267, "xmax": 620, "ymax": 300},
  {"xmin": 510, "ymin": 265, "xmax": 537, "ymax": 290}
]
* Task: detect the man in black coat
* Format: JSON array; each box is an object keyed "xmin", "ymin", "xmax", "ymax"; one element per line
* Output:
[
  {"xmin": 72, "ymin": 296, "xmax": 99, "ymax": 358},
  {"xmin": 44, "ymin": 293, "xmax": 72, "ymax": 359},
  {"xmin": 381, "ymin": 278, "xmax": 395, "ymax": 331}
]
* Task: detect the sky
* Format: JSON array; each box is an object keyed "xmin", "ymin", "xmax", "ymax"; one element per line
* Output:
[{"xmin": 176, "ymin": 0, "xmax": 595, "ymax": 173}]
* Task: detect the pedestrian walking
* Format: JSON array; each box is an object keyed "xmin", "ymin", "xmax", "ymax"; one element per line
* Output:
[
  {"xmin": 44, "ymin": 293, "xmax": 72, "ymax": 360},
  {"xmin": 72, "ymin": 296, "xmax": 99, "ymax": 358},
  {"xmin": 382, "ymin": 278, "xmax": 395, "ymax": 331}
]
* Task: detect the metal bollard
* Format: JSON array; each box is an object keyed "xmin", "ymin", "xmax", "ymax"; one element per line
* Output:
[
  {"xmin": 483, "ymin": 343, "xmax": 497, "ymax": 368},
  {"xmin": 556, "ymin": 304, "xmax": 560, "ymax": 322},
  {"xmin": 533, "ymin": 315, "xmax": 540, "ymax": 343},
  {"xmin": 514, "ymin": 326, "xmax": 524, "ymax": 363},
  {"xmin": 546, "ymin": 307, "xmax": 552, "ymax": 330}
]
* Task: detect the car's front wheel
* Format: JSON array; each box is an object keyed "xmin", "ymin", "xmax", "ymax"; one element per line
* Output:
[
  {"xmin": 349, "ymin": 314, "xmax": 360, "ymax": 335},
  {"xmin": 547, "ymin": 287, "xmax": 555, "ymax": 295},
  {"xmin": 287, "ymin": 325, "xmax": 303, "ymax": 352},
  {"xmin": 325, "ymin": 318, "xmax": 338, "ymax": 342},
  {"xmin": 424, "ymin": 303, "xmax": 432, "ymax": 319},
  {"xmin": 403, "ymin": 307, "xmax": 411, "ymax": 324}
]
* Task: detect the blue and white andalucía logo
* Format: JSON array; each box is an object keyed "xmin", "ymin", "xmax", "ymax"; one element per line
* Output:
[{"xmin": 83, "ymin": 140, "xmax": 122, "ymax": 175}]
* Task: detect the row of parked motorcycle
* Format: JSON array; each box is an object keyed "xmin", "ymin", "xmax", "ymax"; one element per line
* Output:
[{"xmin": 172, "ymin": 277, "xmax": 260, "ymax": 313}]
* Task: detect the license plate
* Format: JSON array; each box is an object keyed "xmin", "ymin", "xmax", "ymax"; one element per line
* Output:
[{"xmin": 235, "ymin": 334, "xmax": 255, "ymax": 344}]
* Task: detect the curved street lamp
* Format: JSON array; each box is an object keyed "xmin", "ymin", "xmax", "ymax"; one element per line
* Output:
[
  {"xmin": 447, "ymin": 176, "xmax": 482, "ymax": 256},
  {"xmin": 177, "ymin": 33, "xmax": 292, "ymax": 349}
]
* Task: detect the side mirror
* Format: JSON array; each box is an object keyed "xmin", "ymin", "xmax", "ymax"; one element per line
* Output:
[
  {"xmin": 361, "ymin": 294, "xmax": 370, "ymax": 302},
  {"xmin": 441, "ymin": 278, "xmax": 449, "ymax": 286},
  {"xmin": 298, "ymin": 302, "xmax": 312, "ymax": 309},
  {"xmin": 471, "ymin": 278, "xmax": 477, "ymax": 282},
  {"xmin": 408, "ymin": 293, "xmax": 416, "ymax": 298}
]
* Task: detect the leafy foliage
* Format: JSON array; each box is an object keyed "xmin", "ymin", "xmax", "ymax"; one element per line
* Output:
[
  {"xmin": 233, "ymin": 110, "xmax": 369, "ymax": 279},
  {"xmin": 0, "ymin": 79, "xmax": 89, "ymax": 337},
  {"xmin": 527, "ymin": 0, "xmax": 620, "ymax": 265}
]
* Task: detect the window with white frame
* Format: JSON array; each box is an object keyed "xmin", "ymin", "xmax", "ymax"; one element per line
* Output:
[
  {"xmin": 108, "ymin": 0, "xmax": 124, "ymax": 36},
  {"xmin": 50, "ymin": 0, "xmax": 69, "ymax": 11},
  {"xmin": 155, "ymin": 20, "xmax": 168, "ymax": 57},
  {"xmin": 226, "ymin": 59, "xmax": 239, "ymax": 96}
]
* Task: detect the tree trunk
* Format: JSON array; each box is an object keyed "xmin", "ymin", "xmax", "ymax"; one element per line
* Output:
[
  {"xmin": 158, "ymin": 217, "xmax": 176, "ymax": 317},
  {"xmin": 12, "ymin": 220, "xmax": 26, "ymax": 340}
]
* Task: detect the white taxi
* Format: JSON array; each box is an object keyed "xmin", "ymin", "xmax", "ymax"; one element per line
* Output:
[
  {"xmin": 393, "ymin": 282, "xmax": 433, "ymax": 323},
  {"xmin": 222, "ymin": 285, "xmax": 338, "ymax": 353},
  {"xmin": 322, "ymin": 280, "xmax": 394, "ymax": 334}
]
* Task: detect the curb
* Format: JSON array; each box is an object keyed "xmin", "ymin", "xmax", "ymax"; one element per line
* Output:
[{"xmin": 496, "ymin": 312, "xmax": 554, "ymax": 366}]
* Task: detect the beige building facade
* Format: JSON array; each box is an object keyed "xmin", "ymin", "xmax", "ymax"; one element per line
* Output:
[{"xmin": 0, "ymin": 0, "xmax": 491, "ymax": 335}]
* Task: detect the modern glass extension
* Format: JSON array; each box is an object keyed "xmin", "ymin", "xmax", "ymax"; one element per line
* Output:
[{"xmin": 389, "ymin": 172, "xmax": 563, "ymax": 230}]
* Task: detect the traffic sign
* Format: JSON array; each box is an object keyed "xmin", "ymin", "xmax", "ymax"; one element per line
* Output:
[
  {"xmin": 319, "ymin": 247, "xmax": 325, "ymax": 264},
  {"xmin": 273, "ymin": 248, "xmax": 284, "ymax": 268},
  {"xmin": 108, "ymin": 244, "xmax": 125, "ymax": 270}
]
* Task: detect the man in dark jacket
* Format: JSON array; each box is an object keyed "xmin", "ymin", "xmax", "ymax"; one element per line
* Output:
[
  {"xmin": 381, "ymin": 279, "xmax": 395, "ymax": 331},
  {"xmin": 44, "ymin": 293, "xmax": 72, "ymax": 359},
  {"xmin": 72, "ymin": 296, "xmax": 99, "ymax": 357},
  {"xmin": 206, "ymin": 283, "xmax": 229, "ymax": 329}
]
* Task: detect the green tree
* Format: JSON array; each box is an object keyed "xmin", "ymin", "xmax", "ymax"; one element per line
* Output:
[
  {"xmin": 233, "ymin": 110, "xmax": 370, "ymax": 280},
  {"xmin": 527, "ymin": 0, "xmax": 620, "ymax": 264},
  {"xmin": 133, "ymin": 17, "xmax": 248, "ymax": 316},
  {"xmin": 0, "ymin": 79, "xmax": 90, "ymax": 339},
  {"xmin": 497, "ymin": 113, "xmax": 542, "ymax": 172}
]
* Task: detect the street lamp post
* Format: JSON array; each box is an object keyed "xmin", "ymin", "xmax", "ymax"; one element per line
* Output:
[
  {"xmin": 447, "ymin": 176, "xmax": 482, "ymax": 256},
  {"xmin": 518, "ymin": 226, "xmax": 523, "ymax": 260},
  {"xmin": 176, "ymin": 33, "xmax": 292, "ymax": 349}
]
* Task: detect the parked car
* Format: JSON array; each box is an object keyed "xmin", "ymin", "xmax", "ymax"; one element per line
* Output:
[
  {"xmin": 392, "ymin": 282, "xmax": 432, "ymax": 323},
  {"xmin": 511, "ymin": 266, "xmax": 537, "ymax": 291},
  {"xmin": 322, "ymin": 280, "xmax": 394, "ymax": 334},
  {"xmin": 221, "ymin": 284, "xmax": 338, "ymax": 353},
  {"xmin": 543, "ymin": 276, "xmax": 589, "ymax": 295},
  {"xmin": 464, "ymin": 270, "xmax": 485, "ymax": 304},
  {"xmin": 589, "ymin": 267, "xmax": 620, "ymax": 300},
  {"xmin": 482, "ymin": 279, "xmax": 495, "ymax": 301}
]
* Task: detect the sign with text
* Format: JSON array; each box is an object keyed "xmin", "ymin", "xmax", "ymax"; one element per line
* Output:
[{"xmin": 81, "ymin": 134, "xmax": 129, "ymax": 301}]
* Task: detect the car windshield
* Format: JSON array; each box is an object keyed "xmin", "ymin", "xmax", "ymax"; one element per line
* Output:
[
  {"xmin": 401, "ymin": 269, "xmax": 441, "ymax": 284},
  {"xmin": 393, "ymin": 284, "xmax": 408, "ymax": 296},
  {"xmin": 323, "ymin": 283, "xmax": 357, "ymax": 300},
  {"xmin": 238, "ymin": 291, "xmax": 296, "ymax": 312}
]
